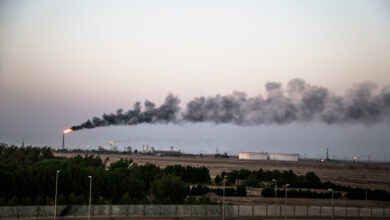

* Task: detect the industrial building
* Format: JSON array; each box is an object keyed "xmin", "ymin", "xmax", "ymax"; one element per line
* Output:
[
  {"xmin": 239, "ymin": 152, "xmax": 268, "ymax": 160},
  {"xmin": 142, "ymin": 145, "xmax": 182, "ymax": 156},
  {"xmin": 238, "ymin": 152, "xmax": 300, "ymax": 161},
  {"xmin": 269, "ymin": 153, "xmax": 299, "ymax": 161}
]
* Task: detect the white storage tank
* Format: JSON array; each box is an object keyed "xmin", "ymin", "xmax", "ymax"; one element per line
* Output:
[
  {"xmin": 239, "ymin": 152, "xmax": 268, "ymax": 160},
  {"xmin": 269, "ymin": 153, "xmax": 299, "ymax": 161}
]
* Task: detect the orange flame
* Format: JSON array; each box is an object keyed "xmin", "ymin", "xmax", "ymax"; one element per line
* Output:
[{"xmin": 63, "ymin": 128, "xmax": 72, "ymax": 134}]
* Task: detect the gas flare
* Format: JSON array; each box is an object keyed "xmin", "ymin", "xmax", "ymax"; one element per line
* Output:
[{"xmin": 63, "ymin": 128, "xmax": 72, "ymax": 134}]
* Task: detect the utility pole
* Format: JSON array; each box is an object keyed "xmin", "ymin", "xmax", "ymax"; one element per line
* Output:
[
  {"xmin": 88, "ymin": 176, "xmax": 92, "ymax": 220},
  {"xmin": 272, "ymin": 179, "xmax": 277, "ymax": 220},
  {"xmin": 365, "ymin": 188, "xmax": 368, "ymax": 220},
  {"xmin": 328, "ymin": 188, "xmax": 333, "ymax": 220},
  {"xmin": 285, "ymin": 184, "xmax": 289, "ymax": 220},
  {"xmin": 222, "ymin": 175, "xmax": 227, "ymax": 220},
  {"xmin": 54, "ymin": 171, "xmax": 60, "ymax": 220}
]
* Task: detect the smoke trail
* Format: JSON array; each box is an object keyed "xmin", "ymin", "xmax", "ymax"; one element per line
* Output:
[
  {"xmin": 70, "ymin": 79, "xmax": 390, "ymax": 131},
  {"xmin": 71, "ymin": 94, "xmax": 181, "ymax": 131}
]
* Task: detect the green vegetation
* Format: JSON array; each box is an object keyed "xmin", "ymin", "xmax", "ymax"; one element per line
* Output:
[
  {"xmin": 345, "ymin": 189, "xmax": 390, "ymax": 201},
  {"xmin": 216, "ymin": 168, "xmax": 390, "ymax": 201},
  {"xmin": 190, "ymin": 184, "xmax": 246, "ymax": 197},
  {"xmin": 0, "ymin": 146, "xmax": 212, "ymax": 206},
  {"xmin": 215, "ymin": 169, "xmax": 319, "ymax": 188},
  {"xmin": 153, "ymin": 174, "xmax": 187, "ymax": 204},
  {"xmin": 1, "ymin": 145, "xmax": 389, "ymax": 206},
  {"xmin": 261, "ymin": 188, "xmax": 342, "ymax": 199},
  {"xmin": 163, "ymin": 165, "xmax": 211, "ymax": 184}
]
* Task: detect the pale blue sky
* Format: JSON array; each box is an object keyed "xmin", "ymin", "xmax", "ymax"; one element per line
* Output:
[{"xmin": 0, "ymin": 0, "xmax": 389, "ymax": 160}]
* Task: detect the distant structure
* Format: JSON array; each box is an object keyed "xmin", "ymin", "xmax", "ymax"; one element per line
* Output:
[
  {"xmin": 154, "ymin": 148, "xmax": 182, "ymax": 156},
  {"xmin": 126, "ymin": 146, "xmax": 132, "ymax": 153},
  {"xmin": 142, "ymin": 145, "xmax": 182, "ymax": 156},
  {"xmin": 269, "ymin": 153, "xmax": 299, "ymax": 161},
  {"xmin": 239, "ymin": 152, "xmax": 268, "ymax": 160},
  {"xmin": 326, "ymin": 148, "xmax": 329, "ymax": 161},
  {"xmin": 239, "ymin": 152, "xmax": 299, "ymax": 161},
  {"xmin": 109, "ymin": 141, "xmax": 118, "ymax": 151}
]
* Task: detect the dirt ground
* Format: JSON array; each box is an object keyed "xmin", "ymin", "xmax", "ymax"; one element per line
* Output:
[{"xmin": 54, "ymin": 152, "xmax": 390, "ymax": 207}]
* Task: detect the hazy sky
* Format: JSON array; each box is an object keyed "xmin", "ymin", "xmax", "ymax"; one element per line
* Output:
[{"xmin": 1, "ymin": 0, "xmax": 389, "ymax": 160}]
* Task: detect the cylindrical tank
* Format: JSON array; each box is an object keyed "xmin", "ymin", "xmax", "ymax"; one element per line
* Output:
[{"xmin": 239, "ymin": 152, "xmax": 268, "ymax": 160}]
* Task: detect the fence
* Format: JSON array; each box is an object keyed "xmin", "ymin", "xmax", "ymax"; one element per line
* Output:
[{"xmin": 1, "ymin": 205, "xmax": 390, "ymax": 219}]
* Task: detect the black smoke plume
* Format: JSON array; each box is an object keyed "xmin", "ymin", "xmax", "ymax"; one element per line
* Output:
[
  {"xmin": 71, "ymin": 94, "xmax": 181, "ymax": 131},
  {"xmin": 70, "ymin": 79, "xmax": 390, "ymax": 131}
]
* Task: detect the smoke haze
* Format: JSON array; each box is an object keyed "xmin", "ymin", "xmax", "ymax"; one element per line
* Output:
[{"xmin": 71, "ymin": 79, "xmax": 390, "ymax": 131}]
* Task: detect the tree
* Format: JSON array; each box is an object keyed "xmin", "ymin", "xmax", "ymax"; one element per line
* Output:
[
  {"xmin": 96, "ymin": 196, "xmax": 106, "ymax": 205},
  {"xmin": 304, "ymin": 172, "xmax": 321, "ymax": 187},
  {"xmin": 58, "ymin": 194, "xmax": 67, "ymax": 205},
  {"xmin": 120, "ymin": 192, "xmax": 131, "ymax": 204},
  {"xmin": 305, "ymin": 172, "xmax": 320, "ymax": 183},
  {"xmin": 68, "ymin": 193, "xmax": 78, "ymax": 205},
  {"xmin": 190, "ymin": 184, "xmax": 210, "ymax": 196},
  {"xmin": 35, "ymin": 196, "xmax": 45, "ymax": 205},
  {"xmin": 243, "ymin": 173, "xmax": 259, "ymax": 187},
  {"xmin": 214, "ymin": 175, "xmax": 222, "ymax": 185},
  {"xmin": 22, "ymin": 197, "xmax": 33, "ymax": 205},
  {"xmin": 152, "ymin": 174, "xmax": 186, "ymax": 204},
  {"xmin": 8, "ymin": 196, "xmax": 18, "ymax": 206},
  {"xmin": 109, "ymin": 159, "xmax": 133, "ymax": 171},
  {"xmin": 236, "ymin": 185, "xmax": 247, "ymax": 196}
]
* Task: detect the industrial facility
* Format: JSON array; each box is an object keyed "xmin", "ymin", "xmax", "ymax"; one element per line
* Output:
[
  {"xmin": 269, "ymin": 153, "xmax": 299, "ymax": 161},
  {"xmin": 239, "ymin": 152, "xmax": 300, "ymax": 161},
  {"xmin": 142, "ymin": 145, "xmax": 182, "ymax": 156},
  {"xmin": 238, "ymin": 152, "xmax": 268, "ymax": 160}
]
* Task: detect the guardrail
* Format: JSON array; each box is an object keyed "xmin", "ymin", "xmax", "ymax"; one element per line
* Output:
[{"xmin": 1, "ymin": 205, "xmax": 389, "ymax": 218}]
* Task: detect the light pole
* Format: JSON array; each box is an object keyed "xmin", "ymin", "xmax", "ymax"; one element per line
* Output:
[
  {"xmin": 365, "ymin": 188, "xmax": 368, "ymax": 220},
  {"xmin": 222, "ymin": 175, "xmax": 227, "ymax": 220},
  {"xmin": 284, "ymin": 184, "xmax": 289, "ymax": 220},
  {"xmin": 88, "ymin": 176, "xmax": 92, "ymax": 220},
  {"xmin": 54, "ymin": 171, "xmax": 60, "ymax": 220},
  {"xmin": 272, "ymin": 179, "xmax": 277, "ymax": 220},
  {"xmin": 328, "ymin": 188, "xmax": 333, "ymax": 220}
]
